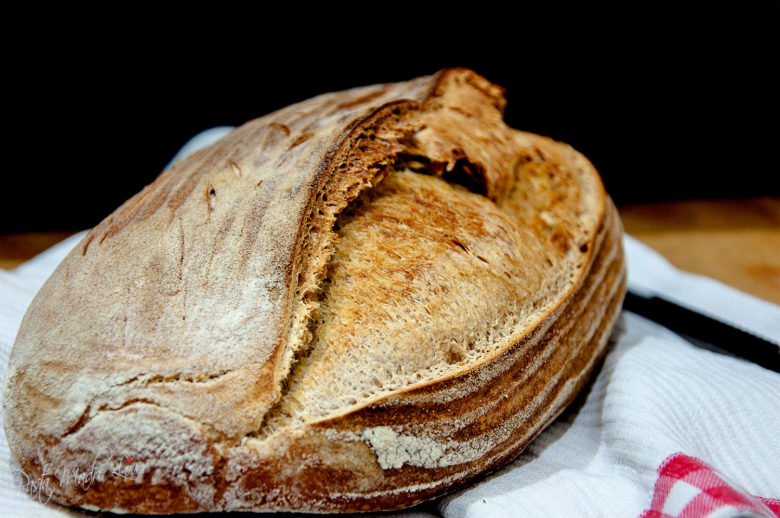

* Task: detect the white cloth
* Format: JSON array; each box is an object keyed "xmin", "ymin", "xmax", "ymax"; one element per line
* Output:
[{"xmin": 0, "ymin": 131, "xmax": 778, "ymax": 517}]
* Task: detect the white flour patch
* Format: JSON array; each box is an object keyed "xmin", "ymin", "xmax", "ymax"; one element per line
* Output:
[{"xmin": 361, "ymin": 427, "xmax": 446, "ymax": 470}]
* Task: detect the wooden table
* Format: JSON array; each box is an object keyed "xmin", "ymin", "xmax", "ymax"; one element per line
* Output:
[
  {"xmin": 2, "ymin": 198, "xmax": 779, "ymax": 305},
  {"xmin": 619, "ymin": 197, "xmax": 779, "ymax": 305}
]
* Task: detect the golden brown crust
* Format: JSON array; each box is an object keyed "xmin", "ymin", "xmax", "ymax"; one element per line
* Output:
[{"xmin": 2, "ymin": 69, "xmax": 625, "ymax": 513}]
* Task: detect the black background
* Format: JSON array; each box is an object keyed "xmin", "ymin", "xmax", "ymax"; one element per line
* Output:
[{"xmin": 3, "ymin": 0, "xmax": 779, "ymax": 233}]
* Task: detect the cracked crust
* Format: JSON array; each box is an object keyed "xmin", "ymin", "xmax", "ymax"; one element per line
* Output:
[{"xmin": 2, "ymin": 69, "xmax": 625, "ymax": 513}]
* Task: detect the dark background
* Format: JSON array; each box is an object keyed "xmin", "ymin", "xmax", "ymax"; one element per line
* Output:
[{"xmin": 3, "ymin": 0, "xmax": 779, "ymax": 233}]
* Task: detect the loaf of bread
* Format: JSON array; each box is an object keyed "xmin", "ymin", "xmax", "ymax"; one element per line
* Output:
[{"xmin": 2, "ymin": 68, "xmax": 626, "ymax": 513}]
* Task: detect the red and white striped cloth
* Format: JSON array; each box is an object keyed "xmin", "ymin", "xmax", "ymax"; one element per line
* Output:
[{"xmin": 641, "ymin": 453, "xmax": 780, "ymax": 518}]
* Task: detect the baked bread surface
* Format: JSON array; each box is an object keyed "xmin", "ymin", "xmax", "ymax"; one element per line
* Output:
[{"xmin": 2, "ymin": 69, "xmax": 626, "ymax": 513}]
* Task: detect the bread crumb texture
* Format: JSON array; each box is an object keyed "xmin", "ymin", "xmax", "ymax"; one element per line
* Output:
[{"xmin": 263, "ymin": 169, "xmax": 572, "ymax": 433}]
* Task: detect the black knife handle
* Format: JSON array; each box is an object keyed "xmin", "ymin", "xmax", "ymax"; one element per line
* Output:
[{"xmin": 622, "ymin": 291, "xmax": 780, "ymax": 373}]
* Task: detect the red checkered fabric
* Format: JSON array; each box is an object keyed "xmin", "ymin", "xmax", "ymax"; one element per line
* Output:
[{"xmin": 640, "ymin": 453, "xmax": 780, "ymax": 518}]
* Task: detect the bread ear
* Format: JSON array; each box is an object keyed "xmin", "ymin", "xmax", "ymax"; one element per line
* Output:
[{"xmin": 2, "ymin": 69, "xmax": 625, "ymax": 513}]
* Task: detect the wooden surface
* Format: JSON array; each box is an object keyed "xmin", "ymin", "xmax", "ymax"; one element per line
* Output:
[
  {"xmin": 619, "ymin": 197, "xmax": 780, "ymax": 305},
  {"xmin": 1, "ymin": 198, "xmax": 779, "ymax": 305},
  {"xmin": 0, "ymin": 232, "xmax": 75, "ymax": 270}
]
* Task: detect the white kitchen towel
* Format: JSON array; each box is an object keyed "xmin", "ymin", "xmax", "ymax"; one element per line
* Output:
[{"xmin": 0, "ymin": 129, "xmax": 778, "ymax": 517}]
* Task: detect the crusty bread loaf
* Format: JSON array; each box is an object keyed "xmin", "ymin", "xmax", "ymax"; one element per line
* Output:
[{"xmin": 2, "ymin": 68, "xmax": 626, "ymax": 513}]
